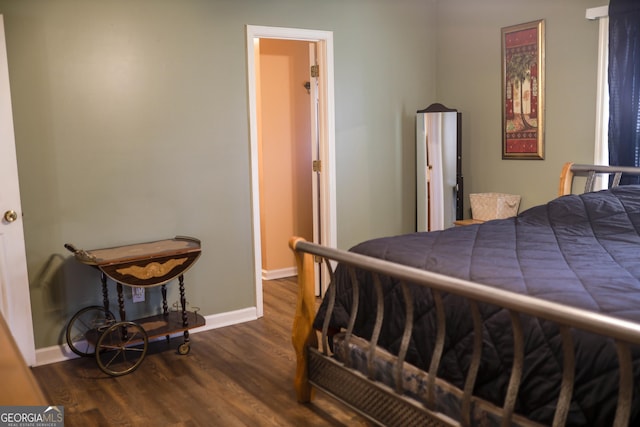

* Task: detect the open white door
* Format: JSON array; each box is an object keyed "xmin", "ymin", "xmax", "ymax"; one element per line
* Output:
[
  {"xmin": 314, "ymin": 37, "xmax": 336, "ymax": 295},
  {"xmin": 308, "ymin": 42, "xmax": 322, "ymax": 296},
  {"xmin": 0, "ymin": 15, "xmax": 36, "ymax": 366}
]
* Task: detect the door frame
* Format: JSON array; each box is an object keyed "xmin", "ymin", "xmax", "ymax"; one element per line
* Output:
[{"xmin": 245, "ymin": 25, "xmax": 337, "ymax": 316}]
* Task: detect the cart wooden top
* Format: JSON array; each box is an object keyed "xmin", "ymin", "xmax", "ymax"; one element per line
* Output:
[
  {"xmin": 70, "ymin": 236, "xmax": 201, "ymax": 267},
  {"xmin": 65, "ymin": 236, "xmax": 202, "ymax": 287}
]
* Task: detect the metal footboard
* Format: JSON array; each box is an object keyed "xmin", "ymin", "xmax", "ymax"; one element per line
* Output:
[
  {"xmin": 290, "ymin": 237, "xmax": 640, "ymax": 427},
  {"xmin": 308, "ymin": 348, "xmax": 449, "ymax": 426}
]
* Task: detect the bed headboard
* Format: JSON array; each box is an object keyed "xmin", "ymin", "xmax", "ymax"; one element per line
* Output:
[{"xmin": 558, "ymin": 162, "xmax": 640, "ymax": 196}]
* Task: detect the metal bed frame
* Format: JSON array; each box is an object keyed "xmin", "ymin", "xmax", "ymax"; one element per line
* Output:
[{"xmin": 290, "ymin": 163, "xmax": 640, "ymax": 427}]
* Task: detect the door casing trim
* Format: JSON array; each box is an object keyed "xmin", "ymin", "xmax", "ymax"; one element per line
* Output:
[{"xmin": 245, "ymin": 25, "xmax": 337, "ymax": 316}]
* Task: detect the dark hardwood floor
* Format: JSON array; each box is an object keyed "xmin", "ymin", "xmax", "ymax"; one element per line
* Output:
[{"xmin": 31, "ymin": 278, "xmax": 369, "ymax": 426}]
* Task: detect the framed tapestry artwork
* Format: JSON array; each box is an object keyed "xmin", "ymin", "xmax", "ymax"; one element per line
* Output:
[{"xmin": 501, "ymin": 19, "xmax": 545, "ymax": 160}]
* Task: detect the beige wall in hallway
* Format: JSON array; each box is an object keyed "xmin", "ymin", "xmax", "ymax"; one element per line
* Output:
[{"xmin": 258, "ymin": 39, "xmax": 313, "ymax": 274}]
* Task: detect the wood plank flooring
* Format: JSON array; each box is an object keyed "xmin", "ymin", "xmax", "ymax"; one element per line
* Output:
[{"xmin": 31, "ymin": 278, "xmax": 370, "ymax": 427}]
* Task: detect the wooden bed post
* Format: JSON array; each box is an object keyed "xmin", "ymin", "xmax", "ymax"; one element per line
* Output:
[
  {"xmin": 289, "ymin": 237, "xmax": 318, "ymax": 403},
  {"xmin": 558, "ymin": 162, "xmax": 574, "ymax": 196}
]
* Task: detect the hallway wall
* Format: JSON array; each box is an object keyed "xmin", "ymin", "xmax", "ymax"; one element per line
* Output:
[{"xmin": 258, "ymin": 39, "xmax": 313, "ymax": 277}]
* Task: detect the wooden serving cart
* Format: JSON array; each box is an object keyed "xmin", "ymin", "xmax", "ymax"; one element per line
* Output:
[{"xmin": 64, "ymin": 236, "xmax": 204, "ymax": 376}]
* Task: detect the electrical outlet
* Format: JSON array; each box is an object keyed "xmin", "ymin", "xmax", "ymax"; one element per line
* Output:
[{"xmin": 132, "ymin": 287, "xmax": 145, "ymax": 303}]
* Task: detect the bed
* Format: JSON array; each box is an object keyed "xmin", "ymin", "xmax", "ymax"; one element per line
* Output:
[{"xmin": 289, "ymin": 163, "xmax": 640, "ymax": 427}]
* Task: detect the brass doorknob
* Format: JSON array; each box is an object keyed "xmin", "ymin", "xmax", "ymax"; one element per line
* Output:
[{"xmin": 3, "ymin": 210, "xmax": 18, "ymax": 222}]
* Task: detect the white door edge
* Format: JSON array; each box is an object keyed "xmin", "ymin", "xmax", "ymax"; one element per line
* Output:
[
  {"xmin": 309, "ymin": 42, "xmax": 321, "ymax": 295},
  {"xmin": 0, "ymin": 15, "xmax": 36, "ymax": 365}
]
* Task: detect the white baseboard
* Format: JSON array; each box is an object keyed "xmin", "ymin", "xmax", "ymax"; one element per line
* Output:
[
  {"xmin": 33, "ymin": 307, "xmax": 258, "ymax": 367},
  {"xmin": 261, "ymin": 266, "xmax": 297, "ymax": 281}
]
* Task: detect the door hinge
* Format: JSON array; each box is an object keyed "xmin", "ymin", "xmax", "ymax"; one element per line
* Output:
[
  {"xmin": 312, "ymin": 160, "xmax": 322, "ymax": 172},
  {"xmin": 310, "ymin": 64, "xmax": 319, "ymax": 78}
]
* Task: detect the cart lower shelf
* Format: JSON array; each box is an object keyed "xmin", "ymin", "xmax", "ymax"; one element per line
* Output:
[
  {"xmin": 130, "ymin": 310, "xmax": 205, "ymax": 340},
  {"xmin": 85, "ymin": 311, "xmax": 205, "ymax": 345},
  {"xmin": 75, "ymin": 310, "xmax": 205, "ymax": 376}
]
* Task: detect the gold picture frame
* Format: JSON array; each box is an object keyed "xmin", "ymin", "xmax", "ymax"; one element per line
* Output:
[{"xmin": 501, "ymin": 20, "xmax": 545, "ymax": 160}]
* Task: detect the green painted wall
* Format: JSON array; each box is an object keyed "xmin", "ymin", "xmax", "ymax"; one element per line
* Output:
[
  {"xmin": 0, "ymin": 0, "xmax": 438, "ymax": 349},
  {"xmin": 435, "ymin": 0, "xmax": 606, "ymax": 212},
  {"xmin": 1, "ymin": 0, "xmax": 605, "ymax": 350}
]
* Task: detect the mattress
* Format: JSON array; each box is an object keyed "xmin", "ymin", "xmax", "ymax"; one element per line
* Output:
[{"xmin": 315, "ymin": 186, "xmax": 640, "ymax": 425}]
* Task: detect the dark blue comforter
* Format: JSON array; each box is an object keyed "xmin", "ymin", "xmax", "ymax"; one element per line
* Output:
[{"xmin": 315, "ymin": 186, "xmax": 640, "ymax": 425}]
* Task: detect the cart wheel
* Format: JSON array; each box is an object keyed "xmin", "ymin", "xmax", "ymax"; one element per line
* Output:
[
  {"xmin": 95, "ymin": 321, "xmax": 148, "ymax": 376},
  {"xmin": 66, "ymin": 305, "xmax": 116, "ymax": 357},
  {"xmin": 177, "ymin": 342, "xmax": 191, "ymax": 355}
]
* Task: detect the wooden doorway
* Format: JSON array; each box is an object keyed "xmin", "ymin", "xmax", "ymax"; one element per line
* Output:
[{"xmin": 246, "ymin": 26, "xmax": 336, "ymax": 317}]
